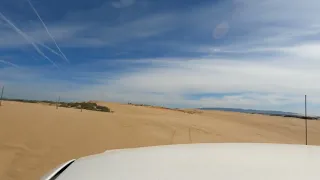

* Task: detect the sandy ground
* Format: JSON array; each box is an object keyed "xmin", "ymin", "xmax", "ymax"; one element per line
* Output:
[{"xmin": 1, "ymin": 101, "xmax": 320, "ymax": 180}]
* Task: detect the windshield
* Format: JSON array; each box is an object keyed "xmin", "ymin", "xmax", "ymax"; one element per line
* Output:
[{"xmin": 1, "ymin": 0, "xmax": 320, "ymax": 180}]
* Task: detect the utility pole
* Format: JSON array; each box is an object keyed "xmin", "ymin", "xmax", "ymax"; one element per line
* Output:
[
  {"xmin": 305, "ymin": 95, "xmax": 308, "ymax": 145},
  {"xmin": 0, "ymin": 86, "xmax": 4, "ymax": 106}
]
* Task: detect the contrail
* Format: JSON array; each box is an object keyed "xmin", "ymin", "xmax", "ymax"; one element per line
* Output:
[
  {"xmin": 0, "ymin": 60, "xmax": 20, "ymax": 68},
  {"xmin": 26, "ymin": 0, "xmax": 70, "ymax": 63},
  {"xmin": 20, "ymin": 32, "xmax": 66, "ymax": 59},
  {"xmin": 1, "ymin": 11, "xmax": 64, "ymax": 60},
  {"xmin": 37, "ymin": 41, "xmax": 65, "ymax": 59},
  {"xmin": 0, "ymin": 12, "xmax": 58, "ymax": 68},
  {"xmin": 19, "ymin": 38, "xmax": 65, "ymax": 59}
]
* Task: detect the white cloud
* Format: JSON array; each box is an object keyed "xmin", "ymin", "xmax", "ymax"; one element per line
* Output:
[
  {"xmin": 3, "ymin": 48, "xmax": 320, "ymax": 114},
  {"xmin": 91, "ymin": 13, "xmax": 177, "ymax": 42},
  {"xmin": 108, "ymin": 56, "xmax": 318, "ymax": 96},
  {"xmin": 281, "ymin": 44, "xmax": 320, "ymax": 60},
  {"xmin": 213, "ymin": 21, "xmax": 229, "ymax": 39},
  {"xmin": 112, "ymin": 0, "xmax": 135, "ymax": 8},
  {"xmin": 208, "ymin": 0, "xmax": 320, "ymax": 50}
]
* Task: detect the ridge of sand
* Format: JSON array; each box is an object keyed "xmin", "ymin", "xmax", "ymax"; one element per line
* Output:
[{"xmin": 1, "ymin": 100, "xmax": 320, "ymax": 180}]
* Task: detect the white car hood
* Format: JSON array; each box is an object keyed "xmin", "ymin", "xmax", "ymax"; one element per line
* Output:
[{"xmin": 52, "ymin": 143, "xmax": 320, "ymax": 180}]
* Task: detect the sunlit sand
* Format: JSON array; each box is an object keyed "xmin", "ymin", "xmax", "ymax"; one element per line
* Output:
[{"xmin": 1, "ymin": 101, "xmax": 320, "ymax": 180}]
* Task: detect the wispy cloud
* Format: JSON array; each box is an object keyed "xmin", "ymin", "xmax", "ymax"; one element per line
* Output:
[{"xmin": 112, "ymin": 0, "xmax": 136, "ymax": 8}]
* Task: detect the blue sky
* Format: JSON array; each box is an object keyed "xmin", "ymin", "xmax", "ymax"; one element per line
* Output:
[{"xmin": 1, "ymin": 0, "xmax": 320, "ymax": 115}]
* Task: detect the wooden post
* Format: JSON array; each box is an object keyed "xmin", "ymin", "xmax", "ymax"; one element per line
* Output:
[
  {"xmin": 305, "ymin": 95, "xmax": 308, "ymax": 145},
  {"xmin": 56, "ymin": 96, "xmax": 60, "ymax": 109},
  {"xmin": 0, "ymin": 86, "xmax": 4, "ymax": 106}
]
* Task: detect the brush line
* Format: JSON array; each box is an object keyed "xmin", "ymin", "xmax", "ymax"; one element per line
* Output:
[
  {"xmin": 0, "ymin": 12, "xmax": 58, "ymax": 68},
  {"xmin": 27, "ymin": 0, "xmax": 70, "ymax": 63}
]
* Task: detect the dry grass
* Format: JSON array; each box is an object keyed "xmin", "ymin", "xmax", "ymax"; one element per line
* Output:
[{"xmin": 1, "ymin": 100, "xmax": 320, "ymax": 180}]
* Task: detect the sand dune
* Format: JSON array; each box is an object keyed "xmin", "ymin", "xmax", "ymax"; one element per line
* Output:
[{"xmin": 1, "ymin": 101, "xmax": 320, "ymax": 180}]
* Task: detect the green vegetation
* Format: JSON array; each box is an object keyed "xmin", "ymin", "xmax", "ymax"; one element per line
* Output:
[
  {"xmin": 4, "ymin": 98, "xmax": 111, "ymax": 113},
  {"xmin": 59, "ymin": 102, "xmax": 111, "ymax": 112},
  {"xmin": 3, "ymin": 98, "xmax": 54, "ymax": 104}
]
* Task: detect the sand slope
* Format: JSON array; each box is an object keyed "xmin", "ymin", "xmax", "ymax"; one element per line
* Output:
[{"xmin": 1, "ymin": 101, "xmax": 320, "ymax": 180}]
